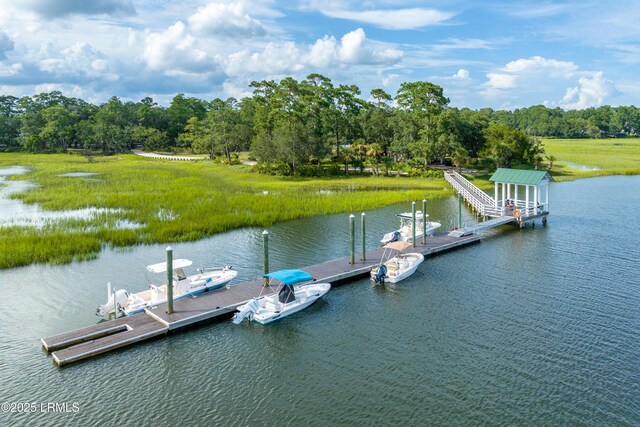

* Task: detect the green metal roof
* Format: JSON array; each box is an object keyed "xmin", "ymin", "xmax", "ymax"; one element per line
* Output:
[{"xmin": 489, "ymin": 168, "xmax": 553, "ymax": 185}]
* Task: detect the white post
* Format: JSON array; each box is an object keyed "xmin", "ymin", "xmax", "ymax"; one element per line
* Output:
[
  {"xmin": 501, "ymin": 183, "xmax": 506, "ymax": 207},
  {"xmin": 534, "ymin": 185, "xmax": 538, "ymax": 214},
  {"xmin": 515, "ymin": 185, "xmax": 519, "ymax": 206},
  {"xmin": 525, "ymin": 185, "xmax": 530, "ymax": 211},
  {"xmin": 545, "ymin": 183, "xmax": 549, "ymax": 212},
  {"xmin": 507, "ymin": 183, "xmax": 511, "ymax": 201},
  {"xmin": 494, "ymin": 181, "xmax": 498, "ymax": 207}
]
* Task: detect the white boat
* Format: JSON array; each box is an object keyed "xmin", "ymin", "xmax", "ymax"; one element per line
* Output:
[
  {"xmin": 380, "ymin": 211, "xmax": 441, "ymax": 244},
  {"xmin": 232, "ymin": 269, "xmax": 331, "ymax": 325},
  {"xmin": 97, "ymin": 259, "xmax": 237, "ymax": 317},
  {"xmin": 371, "ymin": 241, "xmax": 425, "ymax": 284}
]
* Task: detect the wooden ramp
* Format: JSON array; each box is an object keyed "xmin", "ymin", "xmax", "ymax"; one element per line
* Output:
[
  {"xmin": 41, "ymin": 232, "xmax": 481, "ymax": 367},
  {"xmin": 448, "ymin": 216, "xmax": 517, "ymax": 237}
]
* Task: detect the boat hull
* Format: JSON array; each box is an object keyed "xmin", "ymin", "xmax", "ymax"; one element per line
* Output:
[
  {"xmin": 236, "ymin": 283, "xmax": 331, "ymax": 325},
  {"xmin": 99, "ymin": 269, "xmax": 238, "ymax": 317},
  {"xmin": 380, "ymin": 222, "xmax": 441, "ymax": 244},
  {"xmin": 371, "ymin": 253, "xmax": 424, "ymax": 284}
]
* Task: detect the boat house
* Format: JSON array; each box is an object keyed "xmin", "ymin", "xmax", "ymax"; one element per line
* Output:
[{"xmin": 490, "ymin": 168, "xmax": 553, "ymax": 218}]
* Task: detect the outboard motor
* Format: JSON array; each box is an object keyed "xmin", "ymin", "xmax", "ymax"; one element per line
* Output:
[
  {"xmin": 373, "ymin": 264, "xmax": 388, "ymax": 285},
  {"xmin": 389, "ymin": 231, "xmax": 401, "ymax": 243},
  {"xmin": 96, "ymin": 289, "xmax": 129, "ymax": 317},
  {"xmin": 232, "ymin": 299, "xmax": 260, "ymax": 324}
]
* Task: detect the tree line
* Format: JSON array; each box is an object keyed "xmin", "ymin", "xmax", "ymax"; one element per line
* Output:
[{"xmin": 1, "ymin": 75, "xmax": 637, "ymax": 174}]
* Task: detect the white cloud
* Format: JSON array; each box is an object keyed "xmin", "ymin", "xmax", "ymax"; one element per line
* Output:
[
  {"xmin": 38, "ymin": 42, "xmax": 116, "ymax": 80},
  {"xmin": 560, "ymin": 72, "xmax": 617, "ymax": 109},
  {"xmin": 452, "ymin": 69, "xmax": 469, "ymax": 80},
  {"xmin": 431, "ymin": 38, "xmax": 496, "ymax": 52},
  {"xmin": 484, "ymin": 56, "xmax": 578, "ymax": 95},
  {"xmin": 482, "ymin": 56, "xmax": 616, "ymax": 109},
  {"xmin": 0, "ymin": 62, "xmax": 22, "ymax": 78},
  {"xmin": 143, "ymin": 21, "xmax": 217, "ymax": 73},
  {"xmin": 502, "ymin": 56, "xmax": 577, "ymax": 77},
  {"xmin": 485, "ymin": 72, "xmax": 515, "ymax": 89},
  {"xmin": 19, "ymin": 0, "xmax": 135, "ymax": 17},
  {"xmin": 188, "ymin": 2, "xmax": 266, "ymax": 37},
  {"xmin": 504, "ymin": 3, "xmax": 571, "ymax": 18},
  {"xmin": 319, "ymin": 7, "xmax": 454, "ymax": 30},
  {"xmin": 225, "ymin": 28, "xmax": 402, "ymax": 75},
  {"xmin": 0, "ymin": 31, "xmax": 14, "ymax": 60}
]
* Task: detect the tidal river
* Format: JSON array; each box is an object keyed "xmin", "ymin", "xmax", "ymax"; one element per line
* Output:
[{"xmin": 0, "ymin": 176, "xmax": 638, "ymax": 425}]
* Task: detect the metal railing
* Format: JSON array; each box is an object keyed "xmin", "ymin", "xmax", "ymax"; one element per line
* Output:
[
  {"xmin": 446, "ymin": 170, "xmax": 495, "ymax": 206},
  {"xmin": 444, "ymin": 170, "xmax": 503, "ymax": 217}
]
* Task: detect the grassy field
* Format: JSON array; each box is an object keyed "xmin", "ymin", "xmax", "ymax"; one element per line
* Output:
[
  {"xmin": 0, "ymin": 153, "xmax": 451, "ymax": 269},
  {"xmin": 543, "ymin": 138, "xmax": 640, "ymax": 181}
]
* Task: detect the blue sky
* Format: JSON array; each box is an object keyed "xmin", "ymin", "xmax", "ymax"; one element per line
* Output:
[{"xmin": 0, "ymin": 0, "xmax": 638, "ymax": 109}]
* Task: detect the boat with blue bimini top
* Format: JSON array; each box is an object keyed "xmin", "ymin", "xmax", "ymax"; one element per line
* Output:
[
  {"xmin": 371, "ymin": 241, "xmax": 424, "ymax": 285},
  {"xmin": 232, "ymin": 269, "xmax": 331, "ymax": 325},
  {"xmin": 380, "ymin": 211, "xmax": 441, "ymax": 244},
  {"xmin": 97, "ymin": 259, "xmax": 237, "ymax": 317}
]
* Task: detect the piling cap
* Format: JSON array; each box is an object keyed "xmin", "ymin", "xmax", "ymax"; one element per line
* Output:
[
  {"xmin": 349, "ymin": 214, "xmax": 355, "ymax": 218},
  {"xmin": 166, "ymin": 245, "xmax": 172, "ymax": 251},
  {"xmin": 361, "ymin": 212, "xmax": 366, "ymax": 216},
  {"xmin": 262, "ymin": 230, "xmax": 269, "ymax": 235}
]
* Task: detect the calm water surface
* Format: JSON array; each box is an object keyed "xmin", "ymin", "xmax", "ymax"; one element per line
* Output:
[{"xmin": 0, "ymin": 176, "xmax": 638, "ymax": 426}]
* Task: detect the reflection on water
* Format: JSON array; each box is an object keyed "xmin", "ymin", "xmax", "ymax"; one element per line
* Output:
[{"xmin": 0, "ymin": 176, "xmax": 639, "ymax": 426}]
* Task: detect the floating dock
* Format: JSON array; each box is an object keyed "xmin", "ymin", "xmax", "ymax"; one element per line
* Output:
[
  {"xmin": 42, "ymin": 232, "xmax": 481, "ymax": 366},
  {"xmin": 42, "ymin": 167, "xmax": 552, "ymax": 367}
]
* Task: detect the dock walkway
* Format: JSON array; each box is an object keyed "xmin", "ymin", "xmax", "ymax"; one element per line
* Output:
[
  {"xmin": 448, "ymin": 216, "xmax": 517, "ymax": 237},
  {"xmin": 42, "ymin": 232, "xmax": 481, "ymax": 366}
]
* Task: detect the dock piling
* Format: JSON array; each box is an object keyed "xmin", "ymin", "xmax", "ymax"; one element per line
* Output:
[
  {"xmin": 262, "ymin": 230, "xmax": 269, "ymax": 286},
  {"xmin": 412, "ymin": 201, "xmax": 416, "ymax": 247},
  {"xmin": 422, "ymin": 199, "xmax": 427, "ymax": 244},
  {"xmin": 361, "ymin": 213, "xmax": 366, "ymax": 261},
  {"xmin": 112, "ymin": 287, "xmax": 118, "ymax": 319},
  {"xmin": 349, "ymin": 214, "xmax": 355, "ymax": 264},
  {"xmin": 166, "ymin": 246, "xmax": 174, "ymax": 315},
  {"xmin": 458, "ymin": 193, "xmax": 462, "ymax": 229}
]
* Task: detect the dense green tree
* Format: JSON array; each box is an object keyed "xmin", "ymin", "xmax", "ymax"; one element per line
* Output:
[
  {"xmin": 131, "ymin": 126, "xmax": 170, "ymax": 151},
  {"xmin": 0, "ymin": 96, "xmax": 20, "ymax": 148},
  {"xmin": 167, "ymin": 94, "xmax": 208, "ymax": 142}
]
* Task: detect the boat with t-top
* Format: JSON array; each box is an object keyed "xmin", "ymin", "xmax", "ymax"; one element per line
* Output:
[
  {"xmin": 232, "ymin": 269, "xmax": 331, "ymax": 325},
  {"xmin": 371, "ymin": 241, "xmax": 424, "ymax": 284},
  {"xmin": 97, "ymin": 259, "xmax": 237, "ymax": 317},
  {"xmin": 380, "ymin": 211, "xmax": 441, "ymax": 244}
]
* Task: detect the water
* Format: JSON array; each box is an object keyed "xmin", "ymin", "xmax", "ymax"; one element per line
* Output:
[{"xmin": 0, "ymin": 176, "xmax": 639, "ymax": 425}]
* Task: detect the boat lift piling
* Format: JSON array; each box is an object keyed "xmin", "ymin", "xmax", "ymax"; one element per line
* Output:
[
  {"xmin": 422, "ymin": 199, "xmax": 427, "ymax": 245},
  {"xmin": 457, "ymin": 192, "xmax": 462, "ymax": 229},
  {"xmin": 361, "ymin": 213, "xmax": 366, "ymax": 261},
  {"xmin": 412, "ymin": 201, "xmax": 416, "ymax": 247},
  {"xmin": 262, "ymin": 230, "xmax": 269, "ymax": 286},
  {"xmin": 166, "ymin": 246, "xmax": 174, "ymax": 315},
  {"xmin": 349, "ymin": 214, "xmax": 355, "ymax": 264}
]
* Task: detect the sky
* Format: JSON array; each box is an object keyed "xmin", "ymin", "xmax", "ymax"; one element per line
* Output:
[{"xmin": 0, "ymin": 0, "xmax": 638, "ymax": 110}]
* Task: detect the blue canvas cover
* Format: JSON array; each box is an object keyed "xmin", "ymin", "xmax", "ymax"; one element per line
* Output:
[{"xmin": 263, "ymin": 269, "xmax": 313, "ymax": 285}]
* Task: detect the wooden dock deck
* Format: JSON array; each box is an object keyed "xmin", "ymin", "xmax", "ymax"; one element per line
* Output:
[{"xmin": 42, "ymin": 232, "xmax": 481, "ymax": 367}]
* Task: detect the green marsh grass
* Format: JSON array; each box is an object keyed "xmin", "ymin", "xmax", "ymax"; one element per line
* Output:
[
  {"xmin": 0, "ymin": 153, "xmax": 452, "ymax": 268},
  {"xmin": 544, "ymin": 138, "xmax": 640, "ymax": 181}
]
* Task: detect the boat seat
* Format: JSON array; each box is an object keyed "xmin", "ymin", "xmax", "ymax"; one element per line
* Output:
[{"xmin": 265, "ymin": 302, "xmax": 278, "ymax": 312}]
